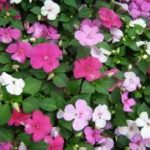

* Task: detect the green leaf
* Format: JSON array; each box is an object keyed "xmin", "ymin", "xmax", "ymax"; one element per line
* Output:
[
  {"xmin": 11, "ymin": 20, "xmax": 24, "ymax": 30},
  {"xmin": 53, "ymin": 73, "xmax": 69, "ymax": 88},
  {"xmin": 137, "ymin": 103, "xmax": 150, "ymax": 115},
  {"xmin": 24, "ymin": 77, "xmax": 42, "ymax": 95},
  {"xmin": 0, "ymin": 104, "xmax": 11, "ymax": 125},
  {"xmin": 0, "ymin": 128, "xmax": 14, "ymax": 142},
  {"xmin": 30, "ymin": 6, "xmax": 41, "ymax": 15},
  {"xmin": 117, "ymin": 136, "xmax": 129, "ymax": 148},
  {"xmin": 17, "ymin": 133, "xmax": 31, "ymax": 145},
  {"xmin": 59, "ymin": 120, "xmax": 72, "ymax": 131},
  {"xmin": 137, "ymin": 60, "xmax": 149, "ymax": 75},
  {"xmin": 81, "ymin": 81, "xmax": 95, "ymax": 94},
  {"xmin": 78, "ymin": 7, "xmax": 92, "ymax": 18},
  {"xmin": 39, "ymin": 98, "xmax": 57, "ymax": 112},
  {"xmin": 23, "ymin": 97, "xmax": 39, "ymax": 113},
  {"xmin": 0, "ymin": 53, "xmax": 11, "ymax": 64},
  {"xmin": 64, "ymin": 0, "xmax": 78, "ymax": 8},
  {"xmin": 29, "ymin": 141, "xmax": 48, "ymax": 150}
]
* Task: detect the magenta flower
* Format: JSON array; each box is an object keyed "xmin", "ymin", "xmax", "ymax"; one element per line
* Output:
[
  {"xmin": 0, "ymin": 27, "xmax": 21, "ymax": 43},
  {"xmin": 84, "ymin": 127, "xmax": 102, "ymax": 145},
  {"xmin": 28, "ymin": 43, "xmax": 62, "ymax": 73},
  {"xmin": 63, "ymin": 99, "xmax": 93, "ymax": 131},
  {"xmin": 44, "ymin": 135, "xmax": 64, "ymax": 150},
  {"xmin": 73, "ymin": 56, "xmax": 103, "ymax": 81},
  {"xmin": 25, "ymin": 110, "xmax": 52, "ymax": 142},
  {"xmin": 75, "ymin": 25, "xmax": 104, "ymax": 46},
  {"xmin": 0, "ymin": 142, "xmax": 12, "ymax": 150},
  {"xmin": 8, "ymin": 109, "xmax": 30, "ymax": 126},
  {"xmin": 129, "ymin": 0, "xmax": 150, "ymax": 19},
  {"xmin": 27, "ymin": 22, "xmax": 46, "ymax": 39},
  {"xmin": 98, "ymin": 7, "xmax": 122, "ymax": 29},
  {"xmin": 6, "ymin": 42, "xmax": 32, "ymax": 63},
  {"xmin": 121, "ymin": 92, "xmax": 136, "ymax": 112}
]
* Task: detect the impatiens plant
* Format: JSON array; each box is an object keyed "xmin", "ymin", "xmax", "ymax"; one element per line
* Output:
[{"xmin": 0, "ymin": 0, "xmax": 150, "ymax": 149}]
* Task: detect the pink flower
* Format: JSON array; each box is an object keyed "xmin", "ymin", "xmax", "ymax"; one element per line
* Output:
[
  {"xmin": 8, "ymin": 109, "xmax": 30, "ymax": 126},
  {"xmin": 28, "ymin": 43, "xmax": 62, "ymax": 73},
  {"xmin": 0, "ymin": 142, "xmax": 13, "ymax": 150},
  {"xmin": 73, "ymin": 56, "xmax": 103, "ymax": 81},
  {"xmin": 75, "ymin": 25, "xmax": 104, "ymax": 46},
  {"xmin": 27, "ymin": 22, "xmax": 46, "ymax": 39},
  {"xmin": 25, "ymin": 110, "xmax": 52, "ymax": 142},
  {"xmin": 6, "ymin": 42, "xmax": 32, "ymax": 63},
  {"xmin": 0, "ymin": 27, "xmax": 21, "ymax": 43},
  {"xmin": 84, "ymin": 127, "xmax": 102, "ymax": 145},
  {"xmin": 44, "ymin": 135, "xmax": 64, "ymax": 150},
  {"xmin": 121, "ymin": 92, "xmax": 136, "ymax": 112},
  {"xmin": 123, "ymin": 72, "xmax": 141, "ymax": 92},
  {"xmin": 63, "ymin": 99, "xmax": 93, "ymax": 131},
  {"xmin": 98, "ymin": 7, "xmax": 122, "ymax": 29},
  {"xmin": 129, "ymin": 0, "xmax": 150, "ymax": 18},
  {"xmin": 80, "ymin": 19, "xmax": 102, "ymax": 28}
]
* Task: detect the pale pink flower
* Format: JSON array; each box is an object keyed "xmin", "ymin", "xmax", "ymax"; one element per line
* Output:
[
  {"xmin": 80, "ymin": 19, "xmax": 102, "ymax": 28},
  {"xmin": 8, "ymin": 109, "xmax": 30, "ymax": 126},
  {"xmin": 28, "ymin": 43, "xmax": 62, "ymax": 73},
  {"xmin": 121, "ymin": 92, "xmax": 136, "ymax": 112},
  {"xmin": 6, "ymin": 42, "xmax": 32, "ymax": 63},
  {"xmin": 0, "ymin": 27, "xmax": 21, "ymax": 43},
  {"xmin": 123, "ymin": 72, "xmax": 141, "ymax": 92},
  {"xmin": 110, "ymin": 28, "xmax": 123, "ymax": 43},
  {"xmin": 0, "ymin": 142, "xmax": 13, "ymax": 150},
  {"xmin": 63, "ymin": 99, "xmax": 93, "ymax": 131},
  {"xmin": 98, "ymin": 7, "xmax": 122, "ymax": 29},
  {"xmin": 75, "ymin": 25, "xmax": 104, "ymax": 46},
  {"xmin": 73, "ymin": 56, "xmax": 103, "ymax": 81},
  {"xmin": 25, "ymin": 110, "xmax": 52, "ymax": 142},
  {"xmin": 84, "ymin": 126, "xmax": 102, "ymax": 145}
]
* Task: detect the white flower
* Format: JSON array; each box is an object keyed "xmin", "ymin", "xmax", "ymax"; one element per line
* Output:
[
  {"xmin": 6, "ymin": 78, "xmax": 25, "ymax": 96},
  {"xmin": 18, "ymin": 142, "xmax": 27, "ymax": 150},
  {"xmin": 91, "ymin": 46, "xmax": 111, "ymax": 63},
  {"xmin": 57, "ymin": 109, "xmax": 64, "ymax": 119},
  {"xmin": 116, "ymin": 120, "xmax": 140, "ymax": 139},
  {"xmin": 136, "ymin": 41, "xmax": 150, "ymax": 55},
  {"xmin": 41, "ymin": 0, "xmax": 60, "ymax": 20},
  {"xmin": 129, "ymin": 18, "xmax": 147, "ymax": 28},
  {"xmin": 0, "ymin": 72, "xmax": 14, "ymax": 86},
  {"xmin": 10, "ymin": 0, "xmax": 22, "ymax": 4},
  {"xmin": 92, "ymin": 104, "xmax": 111, "ymax": 129},
  {"xmin": 110, "ymin": 28, "xmax": 123, "ymax": 43},
  {"xmin": 136, "ymin": 112, "xmax": 150, "ymax": 139}
]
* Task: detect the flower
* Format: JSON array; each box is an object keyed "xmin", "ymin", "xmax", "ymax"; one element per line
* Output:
[
  {"xmin": 136, "ymin": 41, "xmax": 150, "ymax": 55},
  {"xmin": 110, "ymin": 28, "xmax": 123, "ymax": 43},
  {"xmin": 129, "ymin": 18, "xmax": 147, "ymax": 28},
  {"xmin": 18, "ymin": 142, "xmax": 27, "ymax": 150},
  {"xmin": 28, "ymin": 43, "xmax": 62, "ymax": 73},
  {"xmin": 123, "ymin": 72, "xmax": 141, "ymax": 92},
  {"xmin": 136, "ymin": 112, "xmax": 150, "ymax": 139},
  {"xmin": 0, "ymin": 72, "xmax": 25, "ymax": 95},
  {"xmin": 0, "ymin": 142, "xmax": 13, "ymax": 150},
  {"xmin": 0, "ymin": 27, "xmax": 21, "ymax": 43},
  {"xmin": 84, "ymin": 126, "xmax": 102, "ymax": 145},
  {"xmin": 80, "ymin": 19, "xmax": 101, "ymax": 28},
  {"xmin": 75, "ymin": 25, "xmax": 104, "ymax": 46},
  {"xmin": 41, "ymin": 0, "xmax": 60, "ymax": 20},
  {"xmin": 10, "ymin": 0, "xmax": 22, "ymax": 4},
  {"xmin": 121, "ymin": 92, "xmax": 136, "ymax": 112},
  {"xmin": 25, "ymin": 110, "xmax": 52, "ymax": 142},
  {"xmin": 129, "ymin": 0, "xmax": 150, "ymax": 19},
  {"xmin": 91, "ymin": 46, "xmax": 111, "ymax": 63},
  {"xmin": 73, "ymin": 56, "xmax": 103, "ymax": 81},
  {"xmin": 95, "ymin": 137, "xmax": 114, "ymax": 150},
  {"xmin": 92, "ymin": 104, "xmax": 111, "ymax": 129},
  {"xmin": 63, "ymin": 99, "xmax": 93, "ymax": 131},
  {"xmin": 6, "ymin": 42, "xmax": 32, "ymax": 63},
  {"xmin": 116, "ymin": 120, "xmax": 140, "ymax": 139},
  {"xmin": 98, "ymin": 7, "xmax": 122, "ymax": 29},
  {"xmin": 8, "ymin": 109, "xmax": 30, "ymax": 126}
]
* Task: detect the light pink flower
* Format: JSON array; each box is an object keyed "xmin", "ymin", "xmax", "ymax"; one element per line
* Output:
[
  {"xmin": 28, "ymin": 43, "xmax": 62, "ymax": 73},
  {"xmin": 123, "ymin": 72, "xmax": 141, "ymax": 92},
  {"xmin": 84, "ymin": 127, "xmax": 102, "ymax": 145},
  {"xmin": 6, "ymin": 42, "xmax": 32, "ymax": 63},
  {"xmin": 75, "ymin": 25, "xmax": 104, "ymax": 46},
  {"xmin": 0, "ymin": 142, "xmax": 13, "ymax": 150},
  {"xmin": 25, "ymin": 110, "xmax": 52, "ymax": 142},
  {"xmin": 110, "ymin": 28, "xmax": 123, "ymax": 43},
  {"xmin": 0, "ymin": 27, "xmax": 21, "ymax": 43},
  {"xmin": 121, "ymin": 92, "xmax": 136, "ymax": 112},
  {"xmin": 8, "ymin": 109, "xmax": 30, "ymax": 126},
  {"xmin": 63, "ymin": 99, "xmax": 93, "ymax": 131},
  {"xmin": 73, "ymin": 56, "xmax": 103, "ymax": 81},
  {"xmin": 44, "ymin": 135, "xmax": 64, "ymax": 150},
  {"xmin": 80, "ymin": 19, "xmax": 102, "ymax": 28},
  {"xmin": 98, "ymin": 7, "xmax": 122, "ymax": 29}
]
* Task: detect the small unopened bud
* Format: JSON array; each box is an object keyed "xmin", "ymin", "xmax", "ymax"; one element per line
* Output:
[
  {"xmin": 12, "ymin": 102, "xmax": 20, "ymax": 112},
  {"xmin": 30, "ymin": 37, "xmax": 36, "ymax": 42},
  {"xmin": 38, "ymin": 15, "xmax": 41, "ymax": 20},
  {"xmin": 47, "ymin": 73, "xmax": 55, "ymax": 80},
  {"xmin": 128, "ymin": 64, "xmax": 132, "ymax": 70},
  {"xmin": 12, "ymin": 65, "xmax": 20, "ymax": 72},
  {"xmin": 6, "ymin": 12, "xmax": 10, "ymax": 17},
  {"xmin": 143, "ymin": 54, "xmax": 148, "ymax": 59}
]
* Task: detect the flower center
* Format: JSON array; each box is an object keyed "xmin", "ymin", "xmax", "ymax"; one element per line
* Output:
[{"xmin": 44, "ymin": 55, "xmax": 49, "ymax": 60}]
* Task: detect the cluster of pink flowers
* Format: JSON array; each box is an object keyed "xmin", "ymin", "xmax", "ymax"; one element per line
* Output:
[
  {"xmin": 8, "ymin": 109, "xmax": 64, "ymax": 150},
  {"xmin": 129, "ymin": 0, "xmax": 150, "ymax": 18},
  {"xmin": 27, "ymin": 22, "xmax": 60, "ymax": 40}
]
